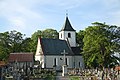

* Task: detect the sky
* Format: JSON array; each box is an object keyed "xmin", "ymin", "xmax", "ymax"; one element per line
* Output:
[{"xmin": 0, "ymin": 0, "xmax": 120, "ymax": 37}]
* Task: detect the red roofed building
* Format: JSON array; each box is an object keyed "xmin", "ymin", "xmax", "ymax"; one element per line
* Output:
[
  {"xmin": 9, "ymin": 53, "xmax": 33, "ymax": 62},
  {"xmin": 8, "ymin": 53, "xmax": 34, "ymax": 69},
  {"xmin": 0, "ymin": 61, "xmax": 6, "ymax": 67},
  {"xmin": 115, "ymin": 66, "xmax": 120, "ymax": 71}
]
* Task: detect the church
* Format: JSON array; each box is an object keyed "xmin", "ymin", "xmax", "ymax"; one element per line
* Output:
[{"xmin": 35, "ymin": 15, "xmax": 84, "ymax": 70}]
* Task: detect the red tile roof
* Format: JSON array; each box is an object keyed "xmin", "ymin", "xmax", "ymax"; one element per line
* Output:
[
  {"xmin": 115, "ymin": 66, "xmax": 120, "ymax": 70},
  {"xmin": 8, "ymin": 53, "xmax": 33, "ymax": 62},
  {"xmin": 0, "ymin": 61, "xmax": 6, "ymax": 67}
]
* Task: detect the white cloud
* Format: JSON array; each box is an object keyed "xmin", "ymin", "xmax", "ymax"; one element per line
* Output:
[
  {"xmin": 102, "ymin": 0, "xmax": 120, "ymax": 7},
  {"xmin": 0, "ymin": 0, "xmax": 46, "ymax": 36}
]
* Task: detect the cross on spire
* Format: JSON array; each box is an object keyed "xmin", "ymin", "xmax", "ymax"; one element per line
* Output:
[{"xmin": 66, "ymin": 10, "xmax": 68, "ymax": 17}]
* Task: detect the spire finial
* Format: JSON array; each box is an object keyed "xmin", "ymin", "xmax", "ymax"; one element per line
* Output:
[{"xmin": 66, "ymin": 10, "xmax": 68, "ymax": 17}]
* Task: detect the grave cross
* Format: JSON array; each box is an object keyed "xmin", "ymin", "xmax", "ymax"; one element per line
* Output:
[{"xmin": 61, "ymin": 50, "xmax": 68, "ymax": 65}]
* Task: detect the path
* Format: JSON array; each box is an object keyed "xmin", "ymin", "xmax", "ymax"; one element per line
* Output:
[{"xmin": 55, "ymin": 72, "xmax": 69, "ymax": 80}]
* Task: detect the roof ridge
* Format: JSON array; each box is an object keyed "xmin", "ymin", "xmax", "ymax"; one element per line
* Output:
[
  {"xmin": 42, "ymin": 38, "xmax": 66, "ymax": 41},
  {"xmin": 10, "ymin": 52, "xmax": 33, "ymax": 54}
]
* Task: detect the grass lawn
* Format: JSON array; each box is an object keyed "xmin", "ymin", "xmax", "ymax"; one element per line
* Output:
[{"xmin": 69, "ymin": 76, "xmax": 80, "ymax": 80}]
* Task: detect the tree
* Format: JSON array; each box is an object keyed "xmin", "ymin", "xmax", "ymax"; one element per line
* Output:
[
  {"xmin": 42, "ymin": 29, "xmax": 58, "ymax": 39},
  {"xmin": 0, "ymin": 32, "xmax": 10, "ymax": 60},
  {"xmin": 83, "ymin": 22, "xmax": 120, "ymax": 68},
  {"xmin": 21, "ymin": 38, "xmax": 33, "ymax": 52},
  {"xmin": 9, "ymin": 30, "xmax": 25, "ymax": 52},
  {"xmin": 0, "ymin": 30, "xmax": 25, "ymax": 60},
  {"xmin": 0, "ymin": 47, "xmax": 9, "ymax": 61},
  {"xmin": 76, "ymin": 30, "xmax": 84, "ymax": 48}
]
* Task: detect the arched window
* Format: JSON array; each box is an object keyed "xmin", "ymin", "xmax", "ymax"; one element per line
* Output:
[
  {"xmin": 79, "ymin": 62, "xmax": 81, "ymax": 67},
  {"xmin": 61, "ymin": 34, "xmax": 62, "ymax": 38},
  {"xmin": 65, "ymin": 58, "xmax": 67, "ymax": 65},
  {"xmin": 68, "ymin": 33, "xmax": 71, "ymax": 38}
]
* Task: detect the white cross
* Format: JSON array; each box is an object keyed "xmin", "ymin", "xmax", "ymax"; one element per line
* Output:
[{"xmin": 61, "ymin": 50, "xmax": 68, "ymax": 65}]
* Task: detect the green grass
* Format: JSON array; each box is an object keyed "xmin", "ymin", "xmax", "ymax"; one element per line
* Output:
[
  {"xmin": 69, "ymin": 76, "xmax": 80, "ymax": 80},
  {"xmin": 45, "ymin": 75, "xmax": 56, "ymax": 80}
]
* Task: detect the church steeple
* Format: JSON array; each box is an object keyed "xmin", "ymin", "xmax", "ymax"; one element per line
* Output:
[
  {"xmin": 59, "ymin": 15, "xmax": 76, "ymax": 47},
  {"xmin": 61, "ymin": 16, "xmax": 75, "ymax": 31}
]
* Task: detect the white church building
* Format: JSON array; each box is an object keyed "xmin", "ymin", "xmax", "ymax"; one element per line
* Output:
[{"xmin": 35, "ymin": 16, "xmax": 84, "ymax": 70}]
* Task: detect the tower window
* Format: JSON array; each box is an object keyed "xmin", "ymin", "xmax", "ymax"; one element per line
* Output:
[
  {"xmin": 68, "ymin": 33, "xmax": 71, "ymax": 38},
  {"xmin": 61, "ymin": 34, "xmax": 62, "ymax": 38}
]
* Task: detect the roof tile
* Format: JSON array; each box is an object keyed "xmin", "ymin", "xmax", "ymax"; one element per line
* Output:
[
  {"xmin": 8, "ymin": 53, "xmax": 33, "ymax": 62},
  {"xmin": 41, "ymin": 38, "xmax": 73, "ymax": 55}
]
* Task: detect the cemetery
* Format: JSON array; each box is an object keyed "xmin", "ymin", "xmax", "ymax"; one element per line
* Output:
[{"xmin": 1, "ymin": 64, "xmax": 120, "ymax": 80}]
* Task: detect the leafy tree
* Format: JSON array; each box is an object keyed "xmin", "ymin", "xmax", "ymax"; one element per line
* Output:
[
  {"xmin": 9, "ymin": 30, "xmax": 25, "ymax": 52},
  {"xmin": 42, "ymin": 29, "xmax": 58, "ymax": 39},
  {"xmin": 0, "ymin": 32, "xmax": 10, "ymax": 60},
  {"xmin": 83, "ymin": 22, "xmax": 120, "ymax": 68},
  {"xmin": 0, "ymin": 45, "xmax": 9, "ymax": 60},
  {"xmin": 76, "ymin": 30, "xmax": 84, "ymax": 48},
  {"xmin": 21, "ymin": 38, "xmax": 33, "ymax": 52},
  {"xmin": 0, "ymin": 30, "xmax": 25, "ymax": 60}
]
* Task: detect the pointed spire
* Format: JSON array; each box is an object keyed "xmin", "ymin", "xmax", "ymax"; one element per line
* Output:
[{"xmin": 60, "ymin": 13, "xmax": 75, "ymax": 31}]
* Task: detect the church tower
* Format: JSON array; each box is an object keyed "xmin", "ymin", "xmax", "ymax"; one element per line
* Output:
[{"xmin": 59, "ymin": 15, "xmax": 76, "ymax": 47}]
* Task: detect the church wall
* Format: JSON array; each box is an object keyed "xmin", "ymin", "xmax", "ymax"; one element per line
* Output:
[
  {"xmin": 35, "ymin": 55, "xmax": 40, "ymax": 62},
  {"xmin": 74, "ymin": 56, "xmax": 84, "ymax": 68},
  {"xmin": 66, "ymin": 31, "xmax": 76, "ymax": 47},
  {"xmin": 45, "ymin": 55, "xmax": 74, "ymax": 69},
  {"xmin": 59, "ymin": 31, "xmax": 76, "ymax": 47},
  {"xmin": 35, "ymin": 55, "xmax": 44, "ymax": 68}
]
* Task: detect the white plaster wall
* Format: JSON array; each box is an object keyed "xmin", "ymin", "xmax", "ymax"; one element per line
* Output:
[
  {"xmin": 59, "ymin": 31, "xmax": 64, "ymax": 40},
  {"xmin": 35, "ymin": 55, "xmax": 45, "ymax": 68},
  {"xmin": 35, "ymin": 37, "xmax": 45, "ymax": 68},
  {"xmin": 74, "ymin": 56, "xmax": 84, "ymax": 68},
  {"xmin": 45, "ymin": 55, "xmax": 74, "ymax": 69},
  {"xmin": 35, "ymin": 55, "xmax": 40, "ymax": 61},
  {"xmin": 59, "ymin": 31, "xmax": 76, "ymax": 47}
]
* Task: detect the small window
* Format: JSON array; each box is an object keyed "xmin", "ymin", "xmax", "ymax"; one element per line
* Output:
[
  {"xmin": 79, "ymin": 62, "xmax": 80, "ymax": 67},
  {"xmin": 61, "ymin": 34, "xmax": 62, "ymax": 38},
  {"xmin": 74, "ymin": 62, "xmax": 75, "ymax": 68},
  {"xmin": 68, "ymin": 33, "xmax": 71, "ymax": 38},
  {"xmin": 65, "ymin": 58, "xmax": 67, "ymax": 65}
]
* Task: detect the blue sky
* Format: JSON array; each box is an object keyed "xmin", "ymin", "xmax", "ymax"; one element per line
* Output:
[{"xmin": 0, "ymin": 0, "xmax": 120, "ymax": 37}]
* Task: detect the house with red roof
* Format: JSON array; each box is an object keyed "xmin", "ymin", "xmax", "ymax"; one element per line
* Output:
[{"xmin": 8, "ymin": 53, "xmax": 34, "ymax": 70}]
